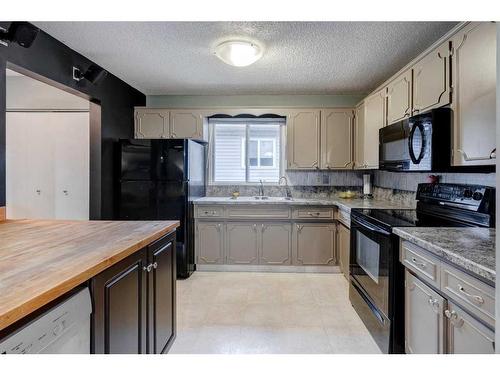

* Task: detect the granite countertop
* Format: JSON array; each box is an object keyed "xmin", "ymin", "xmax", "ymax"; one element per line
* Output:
[
  {"xmin": 194, "ymin": 196, "xmax": 415, "ymax": 212},
  {"xmin": 0, "ymin": 219, "xmax": 179, "ymax": 331},
  {"xmin": 393, "ymin": 227, "xmax": 496, "ymax": 284}
]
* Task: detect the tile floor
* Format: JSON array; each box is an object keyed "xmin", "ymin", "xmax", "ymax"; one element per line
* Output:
[{"xmin": 169, "ymin": 271, "xmax": 381, "ymax": 354}]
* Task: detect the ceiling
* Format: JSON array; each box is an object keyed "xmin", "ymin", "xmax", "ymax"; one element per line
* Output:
[{"xmin": 35, "ymin": 22, "xmax": 458, "ymax": 96}]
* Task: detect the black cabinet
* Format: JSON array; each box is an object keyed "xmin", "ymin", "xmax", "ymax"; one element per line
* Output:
[{"xmin": 91, "ymin": 231, "xmax": 176, "ymax": 354}]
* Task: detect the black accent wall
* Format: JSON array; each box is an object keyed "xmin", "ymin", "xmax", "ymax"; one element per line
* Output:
[{"xmin": 0, "ymin": 22, "xmax": 146, "ymax": 219}]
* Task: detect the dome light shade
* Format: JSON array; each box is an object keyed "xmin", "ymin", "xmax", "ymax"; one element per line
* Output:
[{"xmin": 214, "ymin": 40, "xmax": 263, "ymax": 67}]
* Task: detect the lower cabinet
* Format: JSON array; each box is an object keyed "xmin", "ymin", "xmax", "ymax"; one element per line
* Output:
[
  {"xmin": 196, "ymin": 222, "xmax": 224, "ymax": 264},
  {"xmin": 260, "ymin": 223, "xmax": 292, "ymax": 265},
  {"xmin": 337, "ymin": 223, "xmax": 350, "ymax": 278},
  {"xmin": 226, "ymin": 223, "xmax": 259, "ymax": 265},
  {"xmin": 293, "ymin": 223, "xmax": 336, "ymax": 266},
  {"xmin": 405, "ymin": 270, "xmax": 445, "ymax": 354},
  {"xmin": 404, "ymin": 269, "xmax": 495, "ymax": 354},
  {"xmin": 91, "ymin": 232, "xmax": 176, "ymax": 354}
]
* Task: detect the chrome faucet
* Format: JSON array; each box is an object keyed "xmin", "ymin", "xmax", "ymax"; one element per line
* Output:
[
  {"xmin": 279, "ymin": 176, "xmax": 292, "ymax": 200},
  {"xmin": 258, "ymin": 179, "xmax": 265, "ymax": 197}
]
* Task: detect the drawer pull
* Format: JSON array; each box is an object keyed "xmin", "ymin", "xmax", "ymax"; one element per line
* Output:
[
  {"xmin": 428, "ymin": 298, "xmax": 440, "ymax": 314},
  {"xmin": 457, "ymin": 284, "xmax": 484, "ymax": 305},
  {"xmin": 307, "ymin": 212, "xmax": 321, "ymax": 216},
  {"xmin": 411, "ymin": 257, "xmax": 426, "ymax": 269},
  {"xmin": 203, "ymin": 210, "xmax": 217, "ymax": 215},
  {"xmin": 444, "ymin": 309, "xmax": 464, "ymax": 327}
]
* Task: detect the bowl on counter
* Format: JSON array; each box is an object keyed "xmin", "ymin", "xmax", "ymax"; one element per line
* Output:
[{"xmin": 338, "ymin": 190, "xmax": 356, "ymax": 199}]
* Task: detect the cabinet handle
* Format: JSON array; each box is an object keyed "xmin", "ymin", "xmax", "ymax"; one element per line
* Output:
[
  {"xmin": 35, "ymin": 189, "xmax": 41, "ymax": 195},
  {"xmin": 410, "ymin": 257, "xmax": 426, "ymax": 269},
  {"xmin": 457, "ymin": 148, "xmax": 496, "ymax": 162},
  {"xmin": 253, "ymin": 224, "xmax": 257, "ymax": 232},
  {"xmin": 261, "ymin": 224, "xmax": 265, "ymax": 232},
  {"xmin": 143, "ymin": 263, "xmax": 153, "ymax": 273},
  {"xmin": 216, "ymin": 223, "xmax": 221, "ymax": 232},
  {"xmin": 308, "ymin": 212, "xmax": 321, "ymax": 216},
  {"xmin": 427, "ymin": 297, "xmax": 440, "ymax": 314},
  {"xmin": 457, "ymin": 284, "xmax": 484, "ymax": 305},
  {"xmin": 152, "ymin": 262, "xmax": 158, "ymax": 269},
  {"xmin": 444, "ymin": 309, "xmax": 464, "ymax": 327},
  {"xmin": 62, "ymin": 190, "xmax": 69, "ymax": 196},
  {"xmin": 296, "ymin": 224, "xmax": 303, "ymax": 232}
]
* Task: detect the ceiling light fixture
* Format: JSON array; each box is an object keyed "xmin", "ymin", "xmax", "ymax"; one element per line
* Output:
[{"xmin": 214, "ymin": 40, "xmax": 263, "ymax": 67}]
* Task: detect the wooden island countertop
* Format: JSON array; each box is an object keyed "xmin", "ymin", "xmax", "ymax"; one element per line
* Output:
[{"xmin": 0, "ymin": 219, "xmax": 179, "ymax": 331}]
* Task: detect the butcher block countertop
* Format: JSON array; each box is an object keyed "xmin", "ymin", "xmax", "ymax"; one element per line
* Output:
[{"xmin": 0, "ymin": 219, "xmax": 179, "ymax": 331}]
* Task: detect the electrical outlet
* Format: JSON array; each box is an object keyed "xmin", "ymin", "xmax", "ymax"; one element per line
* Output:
[{"xmin": 322, "ymin": 174, "xmax": 330, "ymax": 185}]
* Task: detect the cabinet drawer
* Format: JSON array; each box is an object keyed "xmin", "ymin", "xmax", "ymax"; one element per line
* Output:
[
  {"xmin": 196, "ymin": 206, "xmax": 223, "ymax": 218},
  {"xmin": 400, "ymin": 241, "xmax": 441, "ymax": 289},
  {"xmin": 293, "ymin": 207, "xmax": 335, "ymax": 220},
  {"xmin": 441, "ymin": 263, "xmax": 495, "ymax": 328},
  {"xmin": 226, "ymin": 206, "xmax": 291, "ymax": 219}
]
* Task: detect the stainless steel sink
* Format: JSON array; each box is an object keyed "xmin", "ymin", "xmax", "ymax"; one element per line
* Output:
[{"xmin": 253, "ymin": 196, "xmax": 269, "ymax": 200}]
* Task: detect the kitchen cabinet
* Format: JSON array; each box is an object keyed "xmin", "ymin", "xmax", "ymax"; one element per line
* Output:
[
  {"xmin": 135, "ymin": 108, "xmax": 169, "ymax": 139},
  {"xmin": 195, "ymin": 222, "xmax": 224, "ymax": 264},
  {"xmin": 405, "ymin": 270, "xmax": 445, "ymax": 354},
  {"xmin": 337, "ymin": 223, "xmax": 350, "ymax": 279},
  {"xmin": 360, "ymin": 89, "xmax": 386, "ymax": 169},
  {"xmin": 259, "ymin": 223, "xmax": 292, "ymax": 265},
  {"xmin": 386, "ymin": 70, "xmax": 412, "ymax": 125},
  {"xmin": 226, "ymin": 222, "xmax": 259, "ymax": 264},
  {"xmin": 287, "ymin": 110, "xmax": 321, "ymax": 169},
  {"xmin": 450, "ymin": 22, "xmax": 496, "ymax": 166},
  {"xmin": 91, "ymin": 232, "xmax": 176, "ymax": 354},
  {"xmin": 412, "ymin": 42, "xmax": 450, "ymax": 115},
  {"xmin": 320, "ymin": 109, "xmax": 354, "ymax": 169},
  {"xmin": 170, "ymin": 110, "xmax": 203, "ymax": 139},
  {"xmin": 293, "ymin": 223, "xmax": 336, "ymax": 266},
  {"xmin": 353, "ymin": 102, "xmax": 365, "ymax": 169},
  {"xmin": 445, "ymin": 302, "xmax": 495, "ymax": 354}
]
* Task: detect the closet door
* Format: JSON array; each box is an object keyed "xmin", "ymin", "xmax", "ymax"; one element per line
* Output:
[{"xmin": 53, "ymin": 112, "xmax": 90, "ymax": 219}]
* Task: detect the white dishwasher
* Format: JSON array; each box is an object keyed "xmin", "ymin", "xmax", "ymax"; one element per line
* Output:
[{"xmin": 0, "ymin": 288, "xmax": 92, "ymax": 354}]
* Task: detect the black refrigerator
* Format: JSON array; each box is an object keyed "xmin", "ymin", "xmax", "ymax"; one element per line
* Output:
[{"xmin": 116, "ymin": 138, "xmax": 207, "ymax": 279}]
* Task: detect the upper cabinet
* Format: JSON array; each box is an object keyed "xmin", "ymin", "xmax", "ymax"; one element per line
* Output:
[
  {"xmin": 386, "ymin": 70, "xmax": 412, "ymax": 124},
  {"xmin": 134, "ymin": 108, "xmax": 204, "ymax": 140},
  {"xmin": 353, "ymin": 102, "xmax": 365, "ymax": 169},
  {"xmin": 286, "ymin": 110, "xmax": 321, "ymax": 169},
  {"xmin": 450, "ymin": 22, "xmax": 497, "ymax": 166},
  {"xmin": 135, "ymin": 108, "xmax": 170, "ymax": 139},
  {"xmin": 320, "ymin": 109, "xmax": 354, "ymax": 169},
  {"xmin": 412, "ymin": 42, "xmax": 451, "ymax": 115},
  {"xmin": 170, "ymin": 110, "xmax": 203, "ymax": 139},
  {"xmin": 361, "ymin": 89, "xmax": 386, "ymax": 169}
]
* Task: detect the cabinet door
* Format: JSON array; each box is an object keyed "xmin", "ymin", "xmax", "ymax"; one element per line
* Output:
[
  {"xmin": 259, "ymin": 223, "xmax": 292, "ymax": 265},
  {"xmin": 446, "ymin": 302, "xmax": 495, "ymax": 354},
  {"xmin": 337, "ymin": 223, "xmax": 350, "ymax": 278},
  {"xmin": 287, "ymin": 110, "xmax": 320, "ymax": 169},
  {"xmin": 170, "ymin": 110, "xmax": 203, "ymax": 139},
  {"xmin": 91, "ymin": 249, "xmax": 148, "ymax": 354},
  {"xmin": 405, "ymin": 271, "xmax": 445, "ymax": 354},
  {"xmin": 135, "ymin": 108, "xmax": 169, "ymax": 139},
  {"xmin": 226, "ymin": 222, "xmax": 259, "ymax": 265},
  {"xmin": 320, "ymin": 109, "xmax": 354, "ymax": 169},
  {"xmin": 450, "ymin": 22, "xmax": 496, "ymax": 166},
  {"xmin": 412, "ymin": 42, "xmax": 450, "ymax": 114},
  {"xmin": 195, "ymin": 222, "xmax": 224, "ymax": 264},
  {"xmin": 353, "ymin": 102, "xmax": 365, "ymax": 169},
  {"xmin": 363, "ymin": 89, "xmax": 386, "ymax": 169},
  {"xmin": 148, "ymin": 235, "xmax": 176, "ymax": 354},
  {"xmin": 293, "ymin": 223, "xmax": 336, "ymax": 266},
  {"xmin": 386, "ymin": 70, "xmax": 412, "ymax": 125}
]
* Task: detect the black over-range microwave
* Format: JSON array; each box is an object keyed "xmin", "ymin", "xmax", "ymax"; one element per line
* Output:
[{"xmin": 379, "ymin": 108, "xmax": 452, "ymax": 172}]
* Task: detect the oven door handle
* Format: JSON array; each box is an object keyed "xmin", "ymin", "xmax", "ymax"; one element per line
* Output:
[{"xmin": 352, "ymin": 217, "xmax": 391, "ymax": 236}]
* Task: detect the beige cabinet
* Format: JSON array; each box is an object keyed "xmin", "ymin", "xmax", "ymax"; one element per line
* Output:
[
  {"xmin": 450, "ymin": 22, "xmax": 497, "ymax": 166},
  {"xmin": 226, "ymin": 223, "xmax": 259, "ymax": 265},
  {"xmin": 386, "ymin": 70, "xmax": 412, "ymax": 125},
  {"xmin": 320, "ymin": 109, "xmax": 354, "ymax": 169},
  {"xmin": 445, "ymin": 302, "xmax": 495, "ymax": 354},
  {"xmin": 134, "ymin": 108, "xmax": 169, "ymax": 139},
  {"xmin": 353, "ymin": 102, "xmax": 365, "ymax": 169},
  {"xmin": 293, "ymin": 223, "xmax": 336, "ymax": 266},
  {"xmin": 287, "ymin": 110, "xmax": 321, "ymax": 169},
  {"xmin": 337, "ymin": 223, "xmax": 350, "ymax": 278},
  {"xmin": 361, "ymin": 89, "xmax": 386, "ymax": 169},
  {"xmin": 259, "ymin": 223, "xmax": 292, "ymax": 265},
  {"xmin": 196, "ymin": 222, "xmax": 224, "ymax": 264},
  {"xmin": 405, "ymin": 270, "xmax": 445, "ymax": 354},
  {"xmin": 412, "ymin": 42, "xmax": 450, "ymax": 115},
  {"xmin": 170, "ymin": 110, "xmax": 203, "ymax": 139}
]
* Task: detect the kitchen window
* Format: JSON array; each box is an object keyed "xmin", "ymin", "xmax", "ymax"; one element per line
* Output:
[{"xmin": 208, "ymin": 117, "xmax": 285, "ymax": 184}]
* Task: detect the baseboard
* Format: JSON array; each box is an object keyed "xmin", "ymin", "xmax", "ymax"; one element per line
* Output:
[
  {"xmin": 196, "ymin": 264, "xmax": 341, "ymax": 273},
  {"xmin": 0, "ymin": 207, "xmax": 5, "ymax": 221}
]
